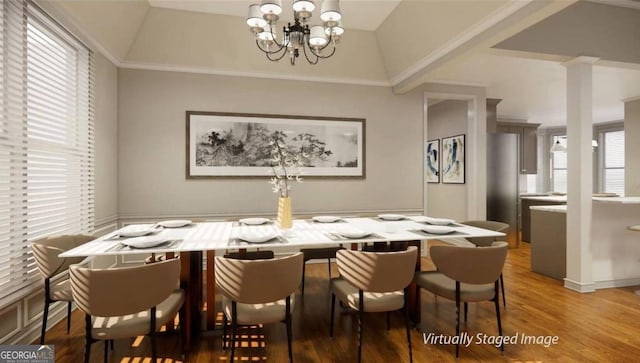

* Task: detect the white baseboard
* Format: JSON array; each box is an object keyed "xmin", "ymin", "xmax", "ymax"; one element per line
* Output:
[
  {"xmin": 563, "ymin": 278, "xmax": 597, "ymax": 293},
  {"xmin": 594, "ymin": 277, "xmax": 640, "ymax": 290}
]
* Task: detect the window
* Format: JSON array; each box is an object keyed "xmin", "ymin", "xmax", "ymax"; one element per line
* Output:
[
  {"xmin": 599, "ymin": 129, "xmax": 625, "ymax": 196},
  {"xmin": 0, "ymin": 0, "xmax": 94, "ymax": 302},
  {"xmin": 550, "ymin": 135, "xmax": 567, "ymax": 193}
]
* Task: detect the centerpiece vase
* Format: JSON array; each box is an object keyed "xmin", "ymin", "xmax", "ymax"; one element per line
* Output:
[{"xmin": 277, "ymin": 196, "xmax": 292, "ymax": 229}]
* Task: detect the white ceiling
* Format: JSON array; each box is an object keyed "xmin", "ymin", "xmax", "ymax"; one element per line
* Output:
[
  {"xmin": 147, "ymin": 0, "xmax": 402, "ymax": 31},
  {"xmin": 46, "ymin": 0, "xmax": 640, "ymax": 127}
]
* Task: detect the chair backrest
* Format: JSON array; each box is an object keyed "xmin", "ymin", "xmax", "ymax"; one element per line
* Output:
[
  {"xmin": 461, "ymin": 220, "xmax": 510, "ymax": 247},
  {"xmin": 430, "ymin": 242, "xmax": 508, "ymax": 284},
  {"xmin": 215, "ymin": 252, "xmax": 303, "ymax": 304},
  {"xmin": 336, "ymin": 246, "xmax": 418, "ymax": 293},
  {"xmin": 70, "ymin": 258, "xmax": 181, "ymax": 317},
  {"xmin": 31, "ymin": 234, "xmax": 94, "ymax": 278}
]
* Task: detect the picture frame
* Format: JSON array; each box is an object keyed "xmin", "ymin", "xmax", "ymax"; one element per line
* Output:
[
  {"xmin": 441, "ymin": 134, "xmax": 465, "ymax": 184},
  {"xmin": 186, "ymin": 111, "xmax": 366, "ymax": 178},
  {"xmin": 426, "ymin": 139, "xmax": 440, "ymax": 183}
]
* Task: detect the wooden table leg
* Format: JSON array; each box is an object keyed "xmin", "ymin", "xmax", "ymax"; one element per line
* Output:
[
  {"xmin": 180, "ymin": 251, "xmax": 203, "ymax": 348},
  {"xmin": 206, "ymin": 250, "xmax": 217, "ymax": 330},
  {"xmin": 407, "ymin": 240, "xmax": 422, "ymax": 323}
]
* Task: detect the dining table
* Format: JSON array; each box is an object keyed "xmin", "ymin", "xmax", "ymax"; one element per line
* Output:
[{"xmin": 60, "ymin": 215, "xmax": 505, "ymax": 348}]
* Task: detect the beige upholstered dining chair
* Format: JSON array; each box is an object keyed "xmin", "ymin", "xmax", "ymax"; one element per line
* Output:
[
  {"xmin": 461, "ymin": 220, "xmax": 510, "ymax": 307},
  {"xmin": 215, "ymin": 252, "xmax": 303, "ymax": 363},
  {"xmin": 31, "ymin": 234, "xmax": 94, "ymax": 344},
  {"xmin": 414, "ymin": 241, "xmax": 508, "ymax": 358},
  {"xmin": 330, "ymin": 246, "xmax": 418, "ymax": 363},
  {"xmin": 70, "ymin": 258, "xmax": 185, "ymax": 363}
]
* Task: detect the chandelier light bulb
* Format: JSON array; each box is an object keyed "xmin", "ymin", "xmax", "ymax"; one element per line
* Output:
[
  {"xmin": 325, "ymin": 20, "xmax": 344, "ymax": 36},
  {"xmin": 293, "ymin": 0, "xmax": 315, "ymax": 19},
  {"xmin": 309, "ymin": 25, "xmax": 328, "ymax": 47},
  {"xmin": 260, "ymin": 0, "xmax": 282, "ymax": 22},
  {"xmin": 247, "ymin": 4, "xmax": 267, "ymax": 31},
  {"xmin": 320, "ymin": 0, "xmax": 342, "ymax": 25}
]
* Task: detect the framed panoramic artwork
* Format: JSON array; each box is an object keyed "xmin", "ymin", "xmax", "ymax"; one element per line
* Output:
[
  {"xmin": 441, "ymin": 134, "xmax": 465, "ymax": 184},
  {"xmin": 426, "ymin": 139, "xmax": 439, "ymax": 183},
  {"xmin": 186, "ymin": 111, "xmax": 365, "ymax": 178}
]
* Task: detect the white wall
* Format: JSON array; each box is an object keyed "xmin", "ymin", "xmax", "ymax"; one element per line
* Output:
[
  {"xmin": 426, "ymin": 100, "xmax": 469, "ymax": 221},
  {"xmin": 117, "ymin": 69, "xmax": 424, "ymax": 220}
]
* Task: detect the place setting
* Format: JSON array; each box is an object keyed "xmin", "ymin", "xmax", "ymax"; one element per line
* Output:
[
  {"xmin": 325, "ymin": 228, "xmax": 382, "ymax": 241},
  {"xmin": 228, "ymin": 229, "xmax": 287, "ymax": 246},
  {"xmin": 409, "ymin": 216, "xmax": 460, "ymax": 227},
  {"xmin": 309, "ymin": 215, "xmax": 346, "ymax": 224},
  {"xmin": 108, "ymin": 237, "xmax": 182, "ymax": 251}
]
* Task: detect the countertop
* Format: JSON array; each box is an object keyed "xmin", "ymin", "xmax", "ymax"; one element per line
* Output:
[
  {"xmin": 592, "ymin": 197, "xmax": 640, "ymax": 204},
  {"xmin": 521, "ymin": 195, "xmax": 567, "ymax": 202},
  {"xmin": 529, "ymin": 205, "xmax": 567, "ymax": 213}
]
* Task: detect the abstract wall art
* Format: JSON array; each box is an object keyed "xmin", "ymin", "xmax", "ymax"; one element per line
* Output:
[{"xmin": 442, "ymin": 134, "xmax": 465, "ymax": 184}]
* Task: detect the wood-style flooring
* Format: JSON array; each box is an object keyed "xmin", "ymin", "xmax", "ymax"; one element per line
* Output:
[{"xmin": 42, "ymin": 242, "xmax": 640, "ymax": 362}]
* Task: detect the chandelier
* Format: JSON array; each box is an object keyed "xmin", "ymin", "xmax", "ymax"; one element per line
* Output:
[{"xmin": 246, "ymin": 0, "xmax": 344, "ymax": 65}]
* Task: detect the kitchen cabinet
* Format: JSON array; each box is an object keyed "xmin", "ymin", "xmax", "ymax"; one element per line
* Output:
[
  {"xmin": 520, "ymin": 196, "xmax": 567, "ymax": 243},
  {"xmin": 496, "ymin": 121, "xmax": 541, "ymax": 174}
]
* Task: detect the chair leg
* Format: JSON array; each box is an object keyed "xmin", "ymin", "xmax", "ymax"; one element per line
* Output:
[
  {"xmin": 231, "ymin": 302, "xmax": 238, "ymax": 362},
  {"xmin": 500, "ymin": 273, "xmax": 506, "ymax": 307},
  {"xmin": 222, "ymin": 312, "xmax": 228, "ymax": 350},
  {"xmin": 464, "ymin": 302, "xmax": 468, "ymax": 322},
  {"xmin": 494, "ymin": 281, "xmax": 504, "ymax": 353},
  {"xmin": 455, "ymin": 282, "xmax": 461, "ymax": 358},
  {"xmin": 150, "ymin": 307, "xmax": 157, "ymax": 363},
  {"xmin": 103, "ymin": 340, "xmax": 108, "ymax": 363},
  {"xmin": 386, "ymin": 312, "xmax": 391, "ymax": 332},
  {"xmin": 403, "ymin": 289, "xmax": 413, "ymax": 363},
  {"xmin": 84, "ymin": 314, "xmax": 92, "ymax": 363},
  {"xmin": 286, "ymin": 296, "xmax": 293, "ymax": 363},
  {"xmin": 67, "ymin": 301, "xmax": 72, "ymax": 334},
  {"xmin": 327, "ymin": 258, "xmax": 332, "ymax": 279},
  {"xmin": 357, "ymin": 290, "xmax": 364, "ymax": 363},
  {"xmin": 40, "ymin": 301, "xmax": 49, "ymax": 345},
  {"xmin": 301, "ymin": 262, "xmax": 306, "ymax": 296},
  {"xmin": 329, "ymin": 293, "xmax": 336, "ymax": 338},
  {"xmin": 109, "ymin": 340, "xmax": 114, "ymax": 351}
]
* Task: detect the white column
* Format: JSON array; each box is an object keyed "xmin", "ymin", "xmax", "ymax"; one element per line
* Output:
[
  {"xmin": 563, "ymin": 56, "xmax": 598, "ymax": 293},
  {"xmin": 624, "ymin": 97, "xmax": 640, "ymax": 197}
]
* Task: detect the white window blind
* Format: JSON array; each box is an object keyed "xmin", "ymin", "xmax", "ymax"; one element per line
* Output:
[
  {"xmin": 602, "ymin": 130, "xmax": 624, "ymax": 196},
  {"xmin": 0, "ymin": 0, "xmax": 94, "ymax": 302}
]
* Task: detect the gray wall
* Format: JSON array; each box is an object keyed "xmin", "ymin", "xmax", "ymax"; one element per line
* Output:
[
  {"xmin": 426, "ymin": 100, "xmax": 468, "ymax": 221},
  {"xmin": 94, "ymin": 51, "xmax": 119, "ymax": 228},
  {"xmin": 625, "ymin": 99, "xmax": 640, "ymax": 196},
  {"xmin": 117, "ymin": 69, "xmax": 424, "ymax": 219}
]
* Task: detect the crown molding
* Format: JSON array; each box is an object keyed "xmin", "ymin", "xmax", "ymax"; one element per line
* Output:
[
  {"xmin": 119, "ymin": 61, "xmax": 392, "ymax": 87},
  {"xmin": 389, "ymin": 0, "xmax": 534, "ymax": 87}
]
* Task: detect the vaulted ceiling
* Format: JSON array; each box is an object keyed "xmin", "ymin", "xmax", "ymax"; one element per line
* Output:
[{"xmin": 42, "ymin": 0, "xmax": 640, "ymax": 126}]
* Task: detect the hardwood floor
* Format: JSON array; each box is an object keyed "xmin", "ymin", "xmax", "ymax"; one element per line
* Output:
[{"xmin": 43, "ymin": 242, "xmax": 640, "ymax": 362}]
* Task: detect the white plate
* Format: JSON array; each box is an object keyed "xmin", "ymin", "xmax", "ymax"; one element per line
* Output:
[
  {"xmin": 118, "ymin": 225, "xmax": 160, "ymax": 237},
  {"xmin": 238, "ymin": 231, "xmax": 279, "ymax": 243},
  {"xmin": 422, "ymin": 216, "xmax": 455, "ymax": 225},
  {"xmin": 158, "ymin": 219, "xmax": 192, "ymax": 228},
  {"xmin": 422, "ymin": 226, "xmax": 455, "ymax": 235},
  {"xmin": 312, "ymin": 215, "xmax": 342, "ymax": 223},
  {"xmin": 121, "ymin": 236, "xmax": 170, "ymax": 249},
  {"xmin": 378, "ymin": 214, "xmax": 405, "ymax": 221},
  {"xmin": 338, "ymin": 230, "xmax": 371, "ymax": 239},
  {"xmin": 239, "ymin": 218, "xmax": 270, "ymax": 225}
]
